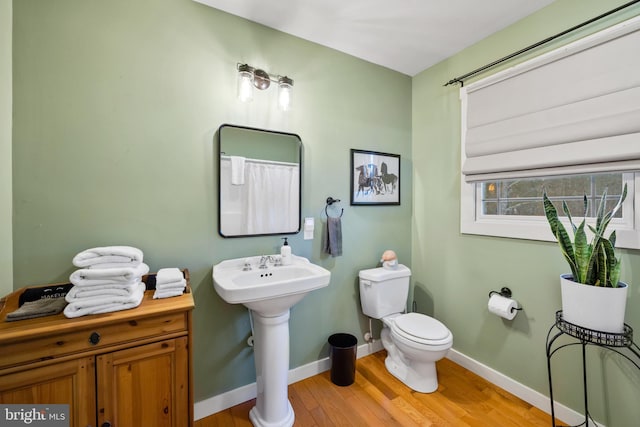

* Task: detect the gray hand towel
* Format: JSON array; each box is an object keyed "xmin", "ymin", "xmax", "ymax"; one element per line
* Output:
[
  {"xmin": 322, "ymin": 217, "xmax": 343, "ymax": 257},
  {"xmin": 5, "ymin": 297, "xmax": 67, "ymax": 322}
]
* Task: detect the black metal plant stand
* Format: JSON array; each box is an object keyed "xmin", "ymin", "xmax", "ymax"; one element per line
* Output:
[{"xmin": 546, "ymin": 311, "xmax": 640, "ymax": 427}]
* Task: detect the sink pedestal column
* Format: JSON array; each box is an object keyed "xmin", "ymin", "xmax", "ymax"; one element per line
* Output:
[{"xmin": 249, "ymin": 309, "xmax": 295, "ymax": 427}]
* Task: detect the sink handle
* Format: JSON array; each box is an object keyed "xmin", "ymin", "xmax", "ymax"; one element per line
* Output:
[{"xmin": 243, "ymin": 259, "xmax": 253, "ymax": 271}]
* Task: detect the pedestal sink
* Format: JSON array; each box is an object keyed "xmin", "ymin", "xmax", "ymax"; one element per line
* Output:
[{"xmin": 213, "ymin": 255, "xmax": 331, "ymax": 427}]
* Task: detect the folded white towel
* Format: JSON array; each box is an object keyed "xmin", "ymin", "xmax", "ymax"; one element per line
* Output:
[
  {"xmin": 230, "ymin": 156, "xmax": 245, "ymax": 185},
  {"xmin": 65, "ymin": 281, "xmax": 141, "ymax": 302},
  {"xmin": 156, "ymin": 280, "xmax": 186, "ymax": 291},
  {"xmin": 63, "ymin": 283, "xmax": 146, "ymax": 318},
  {"xmin": 70, "ymin": 263, "xmax": 149, "ymax": 287},
  {"xmin": 73, "ymin": 246, "xmax": 143, "ymax": 268},
  {"xmin": 85, "ymin": 261, "xmax": 141, "ymax": 269},
  {"xmin": 65, "ymin": 282, "xmax": 145, "ymax": 307},
  {"xmin": 65, "ymin": 278, "xmax": 140, "ymax": 289},
  {"xmin": 156, "ymin": 268, "xmax": 184, "ymax": 285},
  {"xmin": 153, "ymin": 288, "xmax": 185, "ymax": 299}
]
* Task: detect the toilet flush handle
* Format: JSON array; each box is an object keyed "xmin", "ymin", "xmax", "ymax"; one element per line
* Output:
[{"xmin": 362, "ymin": 280, "xmax": 372, "ymax": 288}]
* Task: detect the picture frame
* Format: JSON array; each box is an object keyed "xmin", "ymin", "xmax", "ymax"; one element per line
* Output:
[{"xmin": 350, "ymin": 149, "xmax": 400, "ymax": 205}]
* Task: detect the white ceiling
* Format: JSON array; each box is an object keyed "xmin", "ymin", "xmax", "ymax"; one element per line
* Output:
[{"xmin": 194, "ymin": 0, "xmax": 556, "ymax": 76}]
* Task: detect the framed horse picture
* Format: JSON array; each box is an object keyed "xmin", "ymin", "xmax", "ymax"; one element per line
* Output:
[{"xmin": 350, "ymin": 149, "xmax": 400, "ymax": 205}]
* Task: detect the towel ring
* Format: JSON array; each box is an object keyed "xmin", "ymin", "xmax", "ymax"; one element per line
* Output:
[{"xmin": 325, "ymin": 197, "xmax": 344, "ymax": 218}]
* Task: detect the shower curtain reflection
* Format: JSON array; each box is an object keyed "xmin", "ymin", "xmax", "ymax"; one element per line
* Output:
[{"xmin": 220, "ymin": 156, "xmax": 300, "ymax": 236}]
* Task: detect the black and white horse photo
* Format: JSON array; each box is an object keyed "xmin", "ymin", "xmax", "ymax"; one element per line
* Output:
[{"xmin": 351, "ymin": 150, "xmax": 400, "ymax": 205}]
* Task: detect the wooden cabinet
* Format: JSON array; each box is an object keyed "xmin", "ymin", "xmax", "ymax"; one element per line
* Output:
[
  {"xmin": 0, "ymin": 271, "xmax": 195, "ymax": 427},
  {"xmin": 97, "ymin": 338, "xmax": 189, "ymax": 427},
  {"xmin": 0, "ymin": 357, "xmax": 96, "ymax": 426}
]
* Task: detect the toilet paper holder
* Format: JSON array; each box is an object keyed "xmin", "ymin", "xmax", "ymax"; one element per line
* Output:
[{"xmin": 488, "ymin": 287, "xmax": 523, "ymax": 313}]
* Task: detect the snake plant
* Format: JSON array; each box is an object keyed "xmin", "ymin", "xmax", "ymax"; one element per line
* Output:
[{"xmin": 543, "ymin": 184, "xmax": 627, "ymax": 287}]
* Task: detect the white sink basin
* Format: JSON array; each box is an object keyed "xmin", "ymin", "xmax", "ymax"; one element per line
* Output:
[
  {"xmin": 212, "ymin": 254, "xmax": 331, "ymax": 427},
  {"xmin": 213, "ymin": 255, "xmax": 331, "ymax": 315}
]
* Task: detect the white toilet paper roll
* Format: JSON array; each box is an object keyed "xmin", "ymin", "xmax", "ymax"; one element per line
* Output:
[{"xmin": 488, "ymin": 294, "xmax": 518, "ymax": 320}]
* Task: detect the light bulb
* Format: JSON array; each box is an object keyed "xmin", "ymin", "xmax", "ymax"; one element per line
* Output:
[
  {"xmin": 237, "ymin": 64, "xmax": 254, "ymax": 103},
  {"xmin": 278, "ymin": 76, "xmax": 293, "ymax": 111}
]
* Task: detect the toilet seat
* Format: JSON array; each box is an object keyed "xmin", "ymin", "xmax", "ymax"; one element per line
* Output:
[{"xmin": 390, "ymin": 313, "xmax": 452, "ymax": 346}]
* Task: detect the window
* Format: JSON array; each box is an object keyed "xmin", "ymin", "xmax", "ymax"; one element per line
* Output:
[
  {"xmin": 481, "ymin": 173, "xmax": 624, "ymax": 217},
  {"xmin": 460, "ymin": 172, "xmax": 639, "ymax": 249}
]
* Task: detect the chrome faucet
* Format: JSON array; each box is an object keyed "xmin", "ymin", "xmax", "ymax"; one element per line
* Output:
[
  {"xmin": 259, "ymin": 255, "xmax": 279, "ymax": 269},
  {"xmin": 259, "ymin": 255, "xmax": 270, "ymax": 269}
]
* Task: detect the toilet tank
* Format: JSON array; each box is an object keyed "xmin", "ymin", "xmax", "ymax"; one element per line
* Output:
[{"xmin": 359, "ymin": 265, "xmax": 411, "ymax": 319}]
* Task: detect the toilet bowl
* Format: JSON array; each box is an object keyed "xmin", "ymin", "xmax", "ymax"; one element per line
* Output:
[
  {"xmin": 381, "ymin": 312, "xmax": 452, "ymax": 392},
  {"xmin": 359, "ymin": 265, "xmax": 453, "ymax": 393}
]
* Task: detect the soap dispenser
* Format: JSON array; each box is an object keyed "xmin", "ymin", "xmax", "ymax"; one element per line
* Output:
[{"xmin": 280, "ymin": 238, "xmax": 292, "ymax": 265}]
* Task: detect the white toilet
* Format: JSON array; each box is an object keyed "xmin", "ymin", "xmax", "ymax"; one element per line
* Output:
[{"xmin": 359, "ymin": 264, "xmax": 452, "ymax": 393}]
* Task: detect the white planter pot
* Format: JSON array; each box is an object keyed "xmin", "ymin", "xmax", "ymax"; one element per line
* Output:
[{"xmin": 560, "ymin": 274, "xmax": 628, "ymax": 333}]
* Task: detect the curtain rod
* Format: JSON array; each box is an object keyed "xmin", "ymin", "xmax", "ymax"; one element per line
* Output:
[
  {"xmin": 221, "ymin": 155, "xmax": 298, "ymax": 167},
  {"xmin": 444, "ymin": 0, "xmax": 640, "ymax": 87}
]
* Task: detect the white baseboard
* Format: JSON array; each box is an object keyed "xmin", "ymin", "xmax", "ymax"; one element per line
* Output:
[
  {"xmin": 194, "ymin": 340, "xmax": 383, "ymax": 421},
  {"xmin": 446, "ymin": 349, "xmax": 602, "ymax": 427},
  {"xmin": 195, "ymin": 343, "xmax": 599, "ymax": 426}
]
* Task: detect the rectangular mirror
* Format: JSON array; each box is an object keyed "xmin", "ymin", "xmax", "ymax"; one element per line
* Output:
[{"xmin": 218, "ymin": 124, "xmax": 302, "ymax": 237}]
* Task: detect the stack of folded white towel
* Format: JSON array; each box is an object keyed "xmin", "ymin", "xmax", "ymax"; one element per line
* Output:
[
  {"xmin": 64, "ymin": 246, "xmax": 149, "ymax": 318},
  {"xmin": 153, "ymin": 268, "xmax": 186, "ymax": 299}
]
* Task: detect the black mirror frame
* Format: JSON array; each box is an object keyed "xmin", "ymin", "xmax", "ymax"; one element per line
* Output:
[{"xmin": 217, "ymin": 123, "xmax": 302, "ymax": 238}]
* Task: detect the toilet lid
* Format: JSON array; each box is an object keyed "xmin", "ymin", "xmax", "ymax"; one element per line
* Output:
[{"xmin": 393, "ymin": 313, "xmax": 451, "ymax": 342}]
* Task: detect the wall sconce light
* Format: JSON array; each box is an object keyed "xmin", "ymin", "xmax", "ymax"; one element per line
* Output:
[{"xmin": 236, "ymin": 63, "xmax": 294, "ymax": 111}]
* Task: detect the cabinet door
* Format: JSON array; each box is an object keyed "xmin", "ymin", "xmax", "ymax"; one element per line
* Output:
[
  {"xmin": 97, "ymin": 337, "xmax": 189, "ymax": 427},
  {"xmin": 0, "ymin": 356, "xmax": 96, "ymax": 427}
]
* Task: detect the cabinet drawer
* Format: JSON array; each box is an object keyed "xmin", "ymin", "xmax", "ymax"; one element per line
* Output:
[{"xmin": 1, "ymin": 312, "xmax": 187, "ymax": 369}]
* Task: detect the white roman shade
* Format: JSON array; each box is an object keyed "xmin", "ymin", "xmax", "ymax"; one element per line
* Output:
[{"xmin": 461, "ymin": 15, "xmax": 640, "ymax": 182}]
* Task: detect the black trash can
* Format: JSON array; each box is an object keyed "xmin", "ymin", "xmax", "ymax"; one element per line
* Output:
[{"xmin": 328, "ymin": 333, "xmax": 357, "ymax": 386}]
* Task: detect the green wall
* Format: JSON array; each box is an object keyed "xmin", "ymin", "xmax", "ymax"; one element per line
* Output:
[
  {"xmin": 12, "ymin": 0, "xmax": 412, "ymax": 404},
  {"xmin": 0, "ymin": 0, "xmax": 12, "ymax": 296},
  {"xmin": 411, "ymin": 1, "xmax": 640, "ymax": 426},
  {"xmin": 11, "ymin": 0, "xmax": 640, "ymax": 425}
]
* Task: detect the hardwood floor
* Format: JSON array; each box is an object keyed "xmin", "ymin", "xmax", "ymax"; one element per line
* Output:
[{"xmin": 196, "ymin": 351, "xmax": 564, "ymax": 426}]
